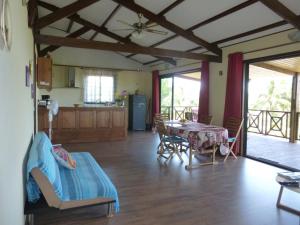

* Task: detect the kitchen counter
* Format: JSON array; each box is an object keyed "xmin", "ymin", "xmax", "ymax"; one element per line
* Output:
[{"xmin": 38, "ymin": 106, "xmax": 128, "ymax": 144}]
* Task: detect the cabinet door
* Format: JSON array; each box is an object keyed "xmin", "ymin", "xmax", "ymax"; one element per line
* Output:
[
  {"xmin": 112, "ymin": 110, "xmax": 125, "ymax": 127},
  {"xmin": 61, "ymin": 111, "xmax": 76, "ymax": 129},
  {"xmin": 79, "ymin": 110, "xmax": 95, "ymax": 128},
  {"xmin": 96, "ymin": 111, "xmax": 111, "ymax": 128},
  {"xmin": 37, "ymin": 57, "xmax": 52, "ymax": 89}
]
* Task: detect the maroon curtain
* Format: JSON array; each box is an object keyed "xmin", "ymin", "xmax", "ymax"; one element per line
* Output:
[
  {"xmin": 198, "ymin": 61, "xmax": 209, "ymax": 121},
  {"xmin": 152, "ymin": 70, "xmax": 160, "ymax": 122},
  {"xmin": 223, "ymin": 52, "xmax": 244, "ymax": 155}
]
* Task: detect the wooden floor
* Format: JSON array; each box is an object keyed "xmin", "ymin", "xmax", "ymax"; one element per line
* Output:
[
  {"xmin": 247, "ymin": 133, "xmax": 300, "ymax": 170},
  {"xmin": 36, "ymin": 132, "xmax": 300, "ymax": 225}
]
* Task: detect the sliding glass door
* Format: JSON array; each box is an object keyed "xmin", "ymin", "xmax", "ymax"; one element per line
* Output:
[
  {"xmin": 160, "ymin": 71, "xmax": 201, "ymax": 120},
  {"xmin": 160, "ymin": 77, "xmax": 173, "ymax": 118}
]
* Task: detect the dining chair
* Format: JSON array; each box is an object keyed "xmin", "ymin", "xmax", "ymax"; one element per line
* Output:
[
  {"xmin": 223, "ymin": 117, "xmax": 244, "ymax": 162},
  {"xmin": 156, "ymin": 120, "xmax": 185, "ymax": 163},
  {"xmin": 155, "ymin": 113, "xmax": 170, "ymax": 121},
  {"xmin": 185, "ymin": 112, "xmax": 193, "ymax": 121},
  {"xmin": 198, "ymin": 115, "xmax": 213, "ymax": 125}
]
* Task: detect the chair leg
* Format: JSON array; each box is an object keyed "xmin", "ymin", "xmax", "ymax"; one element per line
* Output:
[
  {"xmin": 212, "ymin": 145, "xmax": 216, "ymax": 164},
  {"xmin": 175, "ymin": 146, "xmax": 184, "ymax": 162},
  {"xmin": 224, "ymin": 142, "xmax": 238, "ymax": 162},
  {"xmin": 185, "ymin": 145, "xmax": 193, "ymax": 170},
  {"xmin": 26, "ymin": 214, "xmax": 34, "ymax": 225}
]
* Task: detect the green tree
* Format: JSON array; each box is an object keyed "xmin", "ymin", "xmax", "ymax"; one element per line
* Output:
[{"xmin": 252, "ymin": 80, "xmax": 291, "ymax": 111}]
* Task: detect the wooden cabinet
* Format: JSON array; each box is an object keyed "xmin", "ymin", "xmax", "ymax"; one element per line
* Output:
[
  {"xmin": 38, "ymin": 106, "xmax": 128, "ymax": 144},
  {"xmin": 37, "ymin": 57, "xmax": 52, "ymax": 89}
]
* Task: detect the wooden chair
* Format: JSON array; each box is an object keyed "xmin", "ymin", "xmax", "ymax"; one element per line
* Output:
[
  {"xmin": 198, "ymin": 115, "xmax": 213, "ymax": 125},
  {"xmin": 185, "ymin": 112, "xmax": 193, "ymax": 121},
  {"xmin": 156, "ymin": 120, "xmax": 184, "ymax": 163},
  {"xmin": 186, "ymin": 141, "xmax": 217, "ymax": 170},
  {"xmin": 223, "ymin": 117, "xmax": 244, "ymax": 162},
  {"xmin": 155, "ymin": 113, "xmax": 170, "ymax": 121}
]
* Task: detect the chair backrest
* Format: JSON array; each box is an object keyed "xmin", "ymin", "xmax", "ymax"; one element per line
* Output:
[
  {"xmin": 156, "ymin": 120, "xmax": 169, "ymax": 138},
  {"xmin": 26, "ymin": 132, "xmax": 63, "ymax": 203},
  {"xmin": 198, "ymin": 115, "xmax": 213, "ymax": 125},
  {"xmin": 155, "ymin": 113, "xmax": 170, "ymax": 121},
  {"xmin": 224, "ymin": 117, "xmax": 244, "ymax": 138},
  {"xmin": 185, "ymin": 112, "xmax": 193, "ymax": 121}
]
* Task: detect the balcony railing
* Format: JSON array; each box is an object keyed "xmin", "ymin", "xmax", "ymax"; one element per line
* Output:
[
  {"xmin": 161, "ymin": 106, "xmax": 198, "ymax": 120},
  {"xmin": 247, "ymin": 109, "xmax": 291, "ymax": 139}
]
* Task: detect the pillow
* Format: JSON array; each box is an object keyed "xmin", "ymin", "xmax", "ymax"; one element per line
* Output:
[{"xmin": 51, "ymin": 145, "xmax": 76, "ymax": 169}]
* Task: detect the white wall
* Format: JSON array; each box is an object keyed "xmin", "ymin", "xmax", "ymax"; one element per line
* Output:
[
  {"xmin": 0, "ymin": 2, "xmax": 34, "ymax": 225},
  {"xmin": 39, "ymin": 70, "xmax": 152, "ymax": 106}
]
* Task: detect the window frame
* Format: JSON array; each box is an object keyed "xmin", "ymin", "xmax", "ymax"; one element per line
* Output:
[{"xmin": 83, "ymin": 72, "xmax": 115, "ymax": 104}]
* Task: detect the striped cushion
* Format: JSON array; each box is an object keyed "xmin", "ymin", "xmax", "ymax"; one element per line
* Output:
[
  {"xmin": 26, "ymin": 132, "xmax": 63, "ymax": 202},
  {"xmin": 59, "ymin": 152, "xmax": 119, "ymax": 212}
]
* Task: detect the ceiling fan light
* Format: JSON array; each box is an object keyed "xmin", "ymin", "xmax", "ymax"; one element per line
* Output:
[
  {"xmin": 288, "ymin": 30, "xmax": 300, "ymax": 42},
  {"xmin": 132, "ymin": 31, "xmax": 145, "ymax": 39}
]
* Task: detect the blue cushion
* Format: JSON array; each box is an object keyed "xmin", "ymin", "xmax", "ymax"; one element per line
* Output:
[
  {"xmin": 228, "ymin": 137, "xmax": 236, "ymax": 142},
  {"xmin": 26, "ymin": 132, "xmax": 63, "ymax": 202},
  {"xmin": 163, "ymin": 135, "xmax": 187, "ymax": 143},
  {"xmin": 59, "ymin": 152, "xmax": 120, "ymax": 212}
]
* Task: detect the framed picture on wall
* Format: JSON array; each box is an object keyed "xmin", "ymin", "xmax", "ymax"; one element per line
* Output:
[{"xmin": 25, "ymin": 65, "xmax": 30, "ymax": 87}]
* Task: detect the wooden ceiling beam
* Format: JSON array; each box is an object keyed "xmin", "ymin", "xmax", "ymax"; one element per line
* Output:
[
  {"xmin": 111, "ymin": 0, "xmax": 222, "ymax": 56},
  {"xmin": 143, "ymin": 17, "xmax": 297, "ymax": 65},
  {"xmin": 157, "ymin": 0, "xmax": 185, "ymax": 16},
  {"xmin": 90, "ymin": 4, "xmax": 121, "ymax": 40},
  {"xmin": 40, "ymin": 27, "xmax": 91, "ymax": 56},
  {"xmin": 125, "ymin": 0, "xmax": 184, "ymax": 43},
  {"xmin": 27, "ymin": 0, "xmax": 38, "ymax": 28},
  {"xmin": 259, "ymin": 0, "xmax": 300, "ymax": 30},
  {"xmin": 35, "ymin": 0, "xmax": 99, "ymax": 29},
  {"xmin": 128, "ymin": 0, "xmax": 257, "ymax": 59},
  {"xmin": 35, "ymin": 34, "xmax": 222, "ymax": 62},
  {"xmin": 37, "ymin": 1, "xmax": 176, "ymax": 65},
  {"xmin": 186, "ymin": 18, "xmax": 296, "ymax": 53},
  {"xmin": 66, "ymin": 20, "xmax": 74, "ymax": 33}
]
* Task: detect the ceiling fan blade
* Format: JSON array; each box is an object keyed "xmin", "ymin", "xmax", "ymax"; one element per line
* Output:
[
  {"xmin": 111, "ymin": 28, "xmax": 135, "ymax": 32},
  {"xmin": 146, "ymin": 23, "xmax": 158, "ymax": 28},
  {"xmin": 117, "ymin": 20, "xmax": 135, "ymax": 28},
  {"xmin": 145, "ymin": 29, "xmax": 168, "ymax": 35}
]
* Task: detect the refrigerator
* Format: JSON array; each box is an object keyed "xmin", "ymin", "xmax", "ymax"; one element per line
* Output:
[{"xmin": 128, "ymin": 95, "xmax": 146, "ymax": 131}]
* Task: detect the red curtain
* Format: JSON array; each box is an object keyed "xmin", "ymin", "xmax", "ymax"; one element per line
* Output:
[
  {"xmin": 198, "ymin": 61, "xmax": 209, "ymax": 121},
  {"xmin": 152, "ymin": 70, "xmax": 160, "ymax": 122},
  {"xmin": 223, "ymin": 52, "xmax": 244, "ymax": 155}
]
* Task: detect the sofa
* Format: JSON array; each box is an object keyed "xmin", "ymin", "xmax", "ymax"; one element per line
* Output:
[{"xmin": 25, "ymin": 132, "xmax": 119, "ymax": 223}]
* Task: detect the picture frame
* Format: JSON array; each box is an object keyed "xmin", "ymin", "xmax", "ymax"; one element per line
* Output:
[{"xmin": 25, "ymin": 65, "xmax": 30, "ymax": 87}]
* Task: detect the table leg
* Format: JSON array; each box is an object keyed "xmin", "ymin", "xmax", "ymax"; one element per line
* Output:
[
  {"xmin": 185, "ymin": 143, "xmax": 193, "ymax": 170},
  {"xmin": 276, "ymin": 186, "xmax": 300, "ymax": 216}
]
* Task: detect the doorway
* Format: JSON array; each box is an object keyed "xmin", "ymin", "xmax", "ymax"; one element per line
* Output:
[
  {"xmin": 244, "ymin": 55, "xmax": 300, "ymax": 170},
  {"xmin": 160, "ymin": 71, "xmax": 201, "ymax": 120}
]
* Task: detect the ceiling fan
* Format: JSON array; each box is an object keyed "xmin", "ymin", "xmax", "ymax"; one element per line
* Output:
[{"xmin": 113, "ymin": 13, "xmax": 168, "ymax": 39}]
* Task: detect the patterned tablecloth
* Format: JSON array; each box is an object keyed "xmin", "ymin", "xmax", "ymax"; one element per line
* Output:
[{"xmin": 165, "ymin": 121, "xmax": 228, "ymax": 151}]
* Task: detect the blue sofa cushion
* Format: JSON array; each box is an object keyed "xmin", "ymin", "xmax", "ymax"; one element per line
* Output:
[
  {"xmin": 26, "ymin": 132, "xmax": 63, "ymax": 202},
  {"xmin": 59, "ymin": 152, "xmax": 120, "ymax": 212}
]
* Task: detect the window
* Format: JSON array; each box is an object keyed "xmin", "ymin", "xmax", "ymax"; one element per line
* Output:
[{"xmin": 83, "ymin": 70, "xmax": 114, "ymax": 103}]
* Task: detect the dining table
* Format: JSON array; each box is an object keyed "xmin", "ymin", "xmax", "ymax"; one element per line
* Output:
[{"xmin": 165, "ymin": 120, "xmax": 229, "ymax": 169}]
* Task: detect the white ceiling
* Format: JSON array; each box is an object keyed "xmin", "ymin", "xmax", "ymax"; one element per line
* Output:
[{"xmin": 38, "ymin": 0, "xmax": 300, "ymax": 65}]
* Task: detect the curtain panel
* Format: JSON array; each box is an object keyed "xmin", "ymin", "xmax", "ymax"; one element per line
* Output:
[
  {"xmin": 223, "ymin": 52, "xmax": 244, "ymax": 155},
  {"xmin": 198, "ymin": 61, "xmax": 210, "ymax": 122},
  {"xmin": 152, "ymin": 70, "xmax": 160, "ymax": 123}
]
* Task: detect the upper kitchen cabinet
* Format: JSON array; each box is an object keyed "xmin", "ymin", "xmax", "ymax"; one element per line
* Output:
[{"xmin": 37, "ymin": 57, "xmax": 52, "ymax": 90}]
